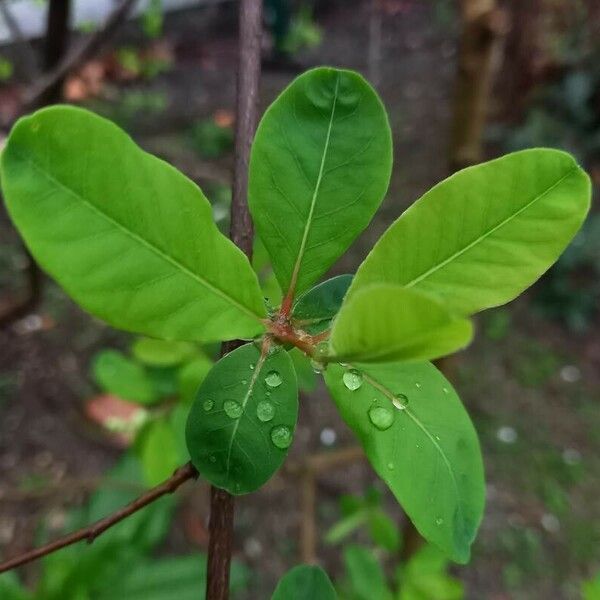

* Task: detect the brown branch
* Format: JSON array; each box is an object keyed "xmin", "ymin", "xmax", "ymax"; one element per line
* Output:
[
  {"xmin": 23, "ymin": 0, "xmax": 138, "ymax": 112},
  {"xmin": 206, "ymin": 1, "xmax": 263, "ymax": 599},
  {"xmin": 0, "ymin": 462, "xmax": 198, "ymax": 574}
]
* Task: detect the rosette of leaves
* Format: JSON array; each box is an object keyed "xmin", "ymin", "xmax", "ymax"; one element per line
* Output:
[{"xmin": 1, "ymin": 67, "xmax": 590, "ymax": 563}]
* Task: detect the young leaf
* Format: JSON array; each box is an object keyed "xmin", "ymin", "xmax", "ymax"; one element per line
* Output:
[
  {"xmin": 138, "ymin": 420, "xmax": 180, "ymax": 486},
  {"xmin": 249, "ymin": 67, "xmax": 392, "ymax": 301},
  {"xmin": 293, "ymin": 274, "xmax": 353, "ymax": 334},
  {"xmin": 1, "ymin": 106, "xmax": 266, "ymax": 342},
  {"xmin": 92, "ymin": 350, "xmax": 158, "ymax": 405},
  {"xmin": 348, "ymin": 149, "xmax": 591, "ymax": 315},
  {"xmin": 324, "ymin": 362, "xmax": 485, "ymax": 563},
  {"xmin": 186, "ymin": 343, "xmax": 298, "ymax": 494},
  {"xmin": 329, "ymin": 285, "xmax": 473, "ymax": 363},
  {"xmin": 272, "ymin": 565, "xmax": 337, "ymax": 600},
  {"xmin": 131, "ymin": 338, "xmax": 196, "ymax": 367},
  {"xmin": 342, "ymin": 545, "xmax": 393, "ymax": 600}
]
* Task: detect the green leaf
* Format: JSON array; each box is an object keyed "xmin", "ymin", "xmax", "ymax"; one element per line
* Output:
[
  {"xmin": 288, "ymin": 347, "xmax": 317, "ymax": 392},
  {"xmin": 1, "ymin": 106, "xmax": 266, "ymax": 342},
  {"xmin": 342, "ymin": 545, "xmax": 393, "ymax": 600},
  {"xmin": 138, "ymin": 419, "xmax": 180, "ymax": 486},
  {"xmin": 349, "ymin": 149, "xmax": 591, "ymax": 315},
  {"xmin": 0, "ymin": 573, "xmax": 30, "ymax": 600},
  {"xmin": 249, "ymin": 67, "xmax": 392, "ymax": 300},
  {"xmin": 186, "ymin": 343, "xmax": 298, "ymax": 494},
  {"xmin": 131, "ymin": 338, "xmax": 196, "ymax": 367},
  {"xmin": 293, "ymin": 274, "xmax": 353, "ymax": 334},
  {"xmin": 177, "ymin": 355, "xmax": 213, "ymax": 403},
  {"xmin": 324, "ymin": 362, "xmax": 484, "ymax": 563},
  {"xmin": 324, "ymin": 508, "xmax": 369, "ymax": 545},
  {"xmin": 368, "ymin": 510, "xmax": 400, "ymax": 552},
  {"xmin": 329, "ymin": 285, "xmax": 473, "ymax": 363},
  {"xmin": 272, "ymin": 565, "xmax": 337, "ymax": 600},
  {"xmin": 92, "ymin": 350, "xmax": 158, "ymax": 405}
]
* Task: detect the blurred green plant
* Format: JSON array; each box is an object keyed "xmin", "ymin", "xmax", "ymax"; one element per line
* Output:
[
  {"xmin": 328, "ymin": 490, "xmax": 464, "ymax": 600},
  {"xmin": 189, "ymin": 118, "xmax": 235, "ymax": 160},
  {"xmin": 0, "ymin": 456, "xmax": 250, "ymax": 599},
  {"xmin": 0, "ymin": 56, "xmax": 14, "ymax": 81}
]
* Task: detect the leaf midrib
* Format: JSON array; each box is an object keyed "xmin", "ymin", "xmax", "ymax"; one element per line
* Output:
[
  {"xmin": 356, "ymin": 367, "xmax": 465, "ymax": 532},
  {"xmin": 286, "ymin": 73, "xmax": 341, "ymax": 297},
  {"xmin": 12, "ymin": 147, "xmax": 262, "ymax": 321},
  {"xmin": 404, "ymin": 167, "xmax": 578, "ymax": 289}
]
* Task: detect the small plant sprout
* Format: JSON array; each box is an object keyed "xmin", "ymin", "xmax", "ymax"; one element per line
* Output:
[{"xmin": 0, "ymin": 67, "xmax": 590, "ymax": 570}]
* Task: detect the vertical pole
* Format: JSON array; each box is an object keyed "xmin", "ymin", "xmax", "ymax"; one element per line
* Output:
[{"xmin": 205, "ymin": 1, "xmax": 263, "ymax": 598}]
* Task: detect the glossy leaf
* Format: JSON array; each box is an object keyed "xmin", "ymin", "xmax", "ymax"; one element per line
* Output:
[
  {"xmin": 293, "ymin": 274, "xmax": 353, "ymax": 334},
  {"xmin": 349, "ymin": 149, "xmax": 591, "ymax": 315},
  {"xmin": 92, "ymin": 350, "xmax": 158, "ymax": 405},
  {"xmin": 186, "ymin": 343, "xmax": 298, "ymax": 494},
  {"xmin": 330, "ymin": 285, "xmax": 473, "ymax": 363},
  {"xmin": 249, "ymin": 67, "xmax": 392, "ymax": 299},
  {"xmin": 325, "ymin": 362, "xmax": 485, "ymax": 563},
  {"xmin": 1, "ymin": 106, "xmax": 266, "ymax": 342},
  {"xmin": 272, "ymin": 565, "xmax": 337, "ymax": 600},
  {"xmin": 138, "ymin": 420, "xmax": 180, "ymax": 486},
  {"xmin": 289, "ymin": 347, "xmax": 317, "ymax": 392}
]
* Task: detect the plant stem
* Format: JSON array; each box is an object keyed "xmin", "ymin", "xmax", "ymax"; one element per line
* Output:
[{"xmin": 206, "ymin": 1, "xmax": 263, "ymax": 599}]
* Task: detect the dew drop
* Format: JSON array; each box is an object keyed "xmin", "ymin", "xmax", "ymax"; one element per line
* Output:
[
  {"xmin": 443, "ymin": 387, "xmax": 449, "ymax": 394},
  {"xmin": 310, "ymin": 359, "xmax": 325, "ymax": 374},
  {"xmin": 415, "ymin": 382, "xmax": 422, "ymax": 389},
  {"xmin": 256, "ymin": 400, "xmax": 275, "ymax": 422},
  {"xmin": 343, "ymin": 369, "xmax": 363, "ymax": 391},
  {"xmin": 392, "ymin": 393, "xmax": 409, "ymax": 410},
  {"xmin": 249, "ymin": 364, "xmax": 255, "ymax": 371},
  {"xmin": 203, "ymin": 399, "xmax": 214, "ymax": 412},
  {"xmin": 265, "ymin": 370, "xmax": 282, "ymax": 388},
  {"xmin": 241, "ymin": 379, "xmax": 248, "ymax": 386},
  {"xmin": 209, "ymin": 454, "xmax": 217, "ymax": 463},
  {"xmin": 368, "ymin": 406, "xmax": 394, "ymax": 431},
  {"xmin": 270, "ymin": 425, "xmax": 292, "ymax": 449},
  {"xmin": 435, "ymin": 517, "xmax": 444, "ymax": 526},
  {"xmin": 224, "ymin": 400, "xmax": 243, "ymax": 419},
  {"xmin": 387, "ymin": 462, "xmax": 395, "ymax": 470}
]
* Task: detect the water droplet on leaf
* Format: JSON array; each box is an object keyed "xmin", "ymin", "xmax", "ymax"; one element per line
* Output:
[
  {"xmin": 392, "ymin": 394, "xmax": 409, "ymax": 410},
  {"xmin": 203, "ymin": 399, "xmax": 214, "ymax": 412},
  {"xmin": 209, "ymin": 454, "xmax": 217, "ymax": 463},
  {"xmin": 224, "ymin": 400, "xmax": 243, "ymax": 419},
  {"xmin": 265, "ymin": 370, "xmax": 282, "ymax": 388},
  {"xmin": 368, "ymin": 406, "xmax": 394, "ymax": 431},
  {"xmin": 415, "ymin": 382, "xmax": 421, "ymax": 389},
  {"xmin": 435, "ymin": 517, "xmax": 444, "ymax": 526},
  {"xmin": 270, "ymin": 425, "xmax": 292, "ymax": 449},
  {"xmin": 256, "ymin": 400, "xmax": 275, "ymax": 422},
  {"xmin": 387, "ymin": 462, "xmax": 395, "ymax": 470},
  {"xmin": 343, "ymin": 369, "xmax": 363, "ymax": 391}
]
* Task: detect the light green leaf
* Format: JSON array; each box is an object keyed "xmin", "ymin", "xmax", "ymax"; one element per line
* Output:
[
  {"xmin": 330, "ymin": 285, "xmax": 473, "ymax": 363},
  {"xmin": 131, "ymin": 338, "xmax": 196, "ymax": 367},
  {"xmin": 343, "ymin": 545, "xmax": 393, "ymax": 600},
  {"xmin": 92, "ymin": 350, "xmax": 158, "ymax": 405},
  {"xmin": 349, "ymin": 149, "xmax": 591, "ymax": 315},
  {"xmin": 293, "ymin": 274, "xmax": 353, "ymax": 334},
  {"xmin": 138, "ymin": 420, "xmax": 180, "ymax": 486},
  {"xmin": 272, "ymin": 565, "xmax": 337, "ymax": 600},
  {"xmin": 324, "ymin": 362, "xmax": 484, "ymax": 563},
  {"xmin": 177, "ymin": 355, "xmax": 213, "ymax": 403},
  {"xmin": 324, "ymin": 508, "xmax": 369, "ymax": 545},
  {"xmin": 289, "ymin": 347, "xmax": 317, "ymax": 392},
  {"xmin": 1, "ymin": 106, "xmax": 266, "ymax": 342},
  {"xmin": 368, "ymin": 510, "xmax": 400, "ymax": 552},
  {"xmin": 249, "ymin": 67, "xmax": 392, "ymax": 300},
  {"xmin": 186, "ymin": 343, "xmax": 298, "ymax": 494}
]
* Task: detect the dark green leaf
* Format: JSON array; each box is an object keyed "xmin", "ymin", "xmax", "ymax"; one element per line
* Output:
[
  {"xmin": 325, "ymin": 362, "xmax": 484, "ymax": 563},
  {"xmin": 186, "ymin": 343, "xmax": 298, "ymax": 494},
  {"xmin": 249, "ymin": 67, "xmax": 392, "ymax": 299},
  {"xmin": 293, "ymin": 274, "xmax": 353, "ymax": 334},
  {"xmin": 1, "ymin": 106, "xmax": 266, "ymax": 342},
  {"xmin": 272, "ymin": 565, "xmax": 337, "ymax": 600}
]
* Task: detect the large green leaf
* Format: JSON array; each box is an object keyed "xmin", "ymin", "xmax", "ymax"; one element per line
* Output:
[
  {"xmin": 324, "ymin": 362, "xmax": 484, "ymax": 563},
  {"xmin": 1, "ymin": 106, "xmax": 266, "ymax": 342},
  {"xmin": 91, "ymin": 350, "xmax": 158, "ymax": 405},
  {"xmin": 293, "ymin": 274, "xmax": 353, "ymax": 334},
  {"xmin": 249, "ymin": 67, "xmax": 392, "ymax": 300},
  {"xmin": 272, "ymin": 565, "xmax": 337, "ymax": 600},
  {"xmin": 329, "ymin": 285, "xmax": 473, "ymax": 363},
  {"xmin": 186, "ymin": 343, "xmax": 298, "ymax": 494},
  {"xmin": 348, "ymin": 149, "xmax": 591, "ymax": 315}
]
